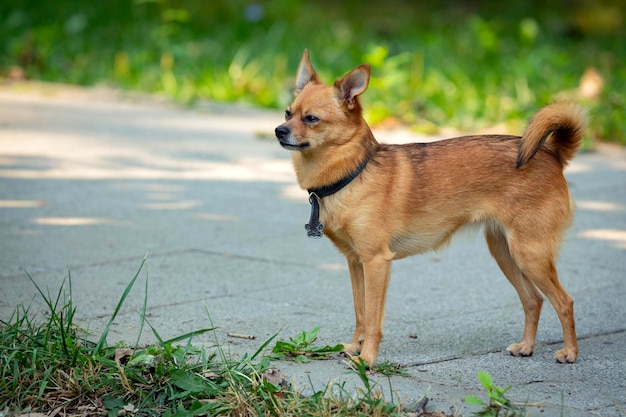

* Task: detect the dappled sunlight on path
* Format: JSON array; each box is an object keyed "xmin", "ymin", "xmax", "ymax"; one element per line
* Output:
[{"xmin": 0, "ymin": 85, "xmax": 293, "ymax": 182}]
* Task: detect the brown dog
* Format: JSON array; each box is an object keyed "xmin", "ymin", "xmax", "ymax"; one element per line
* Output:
[{"xmin": 275, "ymin": 49, "xmax": 586, "ymax": 367}]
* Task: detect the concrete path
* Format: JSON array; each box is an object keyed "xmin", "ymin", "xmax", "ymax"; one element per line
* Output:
[{"xmin": 1, "ymin": 83, "xmax": 625, "ymax": 416}]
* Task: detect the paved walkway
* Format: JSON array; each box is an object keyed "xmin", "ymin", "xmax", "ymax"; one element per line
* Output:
[{"xmin": 1, "ymin": 83, "xmax": 625, "ymax": 416}]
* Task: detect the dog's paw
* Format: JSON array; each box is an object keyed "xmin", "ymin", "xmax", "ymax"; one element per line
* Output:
[
  {"xmin": 347, "ymin": 353, "xmax": 375, "ymax": 369},
  {"xmin": 506, "ymin": 342, "xmax": 534, "ymax": 357},
  {"xmin": 554, "ymin": 348, "xmax": 577, "ymax": 363},
  {"xmin": 342, "ymin": 342, "xmax": 361, "ymax": 355}
]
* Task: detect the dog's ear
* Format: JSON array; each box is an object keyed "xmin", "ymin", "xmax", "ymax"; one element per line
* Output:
[
  {"xmin": 334, "ymin": 64, "xmax": 370, "ymax": 110},
  {"xmin": 295, "ymin": 49, "xmax": 321, "ymax": 94}
]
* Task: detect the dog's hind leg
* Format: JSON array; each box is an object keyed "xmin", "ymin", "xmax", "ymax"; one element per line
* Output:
[
  {"xmin": 500, "ymin": 222, "xmax": 578, "ymax": 363},
  {"xmin": 344, "ymin": 257, "xmax": 365, "ymax": 355},
  {"xmin": 509, "ymin": 239, "xmax": 578, "ymax": 363},
  {"xmin": 485, "ymin": 223, "xmax": 544, "ymax": 358}
]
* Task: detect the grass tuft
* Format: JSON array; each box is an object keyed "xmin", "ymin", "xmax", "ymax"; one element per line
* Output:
[
  {"xmin": 0, "ymin": 258, "xmax": 449, "ymax": 416},
  {"xmin": 269, "ymin": 326, "xmax": 344, "ymax": 363}
]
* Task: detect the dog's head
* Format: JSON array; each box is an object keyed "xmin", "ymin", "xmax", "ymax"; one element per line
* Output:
[{"xmin": 275, "ymin": 49, "xmax": 371, "ymax": 152}]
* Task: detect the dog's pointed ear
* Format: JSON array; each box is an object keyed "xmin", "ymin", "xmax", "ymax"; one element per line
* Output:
[
  {"xmin": 334, "ymin": 64, "xmax": 370, "ymax": 110},
  {"xmin": 295, "ymin": 49, "xmax": 321, "ymax": 94}
]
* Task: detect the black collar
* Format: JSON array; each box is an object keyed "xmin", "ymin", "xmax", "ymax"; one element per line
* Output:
[{"xmin": 304, "ymin": 155, "xmax": 370, "ymax": 238}]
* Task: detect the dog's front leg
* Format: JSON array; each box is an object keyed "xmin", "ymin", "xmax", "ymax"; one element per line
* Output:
[
  {"xmin": 357, "ymin": 255, "xmax": 392, "ymax": 367},
  {"xmin": 344, "ymin": 258, "xmax": 365, "ymax": 355}
]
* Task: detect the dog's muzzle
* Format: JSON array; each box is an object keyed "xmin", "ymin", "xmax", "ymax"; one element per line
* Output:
[{"xmin": 275, "ymin": 125, "xmax": 309, "ymax": 150}]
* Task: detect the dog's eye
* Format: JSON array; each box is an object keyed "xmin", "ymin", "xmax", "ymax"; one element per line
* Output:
[
  {"xmin": 304, "ymin": 115, "xmax": 320, "ymax": 124},
  {"xmin": 284, "ymin": 109, "xmax": 292, "ymax": 120}
]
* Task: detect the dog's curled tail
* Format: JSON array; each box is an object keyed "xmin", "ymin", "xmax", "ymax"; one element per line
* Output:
[{"xmin": 516, "ymin": 102, "xmax": 588, "ymax": 169}]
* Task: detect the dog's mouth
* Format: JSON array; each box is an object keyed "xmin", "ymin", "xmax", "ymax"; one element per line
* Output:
[{"xmin": 278, "ymin": 140, "xmax": 310, "ymax": 151}]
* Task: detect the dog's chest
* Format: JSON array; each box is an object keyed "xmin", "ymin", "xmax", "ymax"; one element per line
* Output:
[
  {"xmin": 319, "ymin": 200, "xmax": 440, "ymax": 260},
  {"xmin": 389, "ymin": 233, "xmax": 438, "ymax": 259}
]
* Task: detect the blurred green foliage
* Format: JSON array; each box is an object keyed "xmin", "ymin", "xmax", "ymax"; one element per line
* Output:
[{"xmin": 1, "ymin": 0, "xmax": 624, "ymax": 142}]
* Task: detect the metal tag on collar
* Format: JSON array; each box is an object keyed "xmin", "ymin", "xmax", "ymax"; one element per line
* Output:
[{"xmin": 305, "ymin": 192, "xmax": 324, "ymax": 239}]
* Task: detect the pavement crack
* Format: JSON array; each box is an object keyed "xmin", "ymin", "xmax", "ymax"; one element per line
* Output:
[
  {"xmin": 576, "ymin": 328, "xmax": 626, "ymax": 340},
  {"xmin": 183, "ymin": 248, "xmax": 318, "ymax": 268},
  {"xmin": 405, "ymin": 328, "xmax": 626, "ymax": 368},
  {"xmin": 0, "ymin": 248, "xmax": 317, "ymax": 281}
]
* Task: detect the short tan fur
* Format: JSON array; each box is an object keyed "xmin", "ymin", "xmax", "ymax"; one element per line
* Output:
[{"xmin": 275, "ymin": 49, "xmax": 586, "ymax": 367}]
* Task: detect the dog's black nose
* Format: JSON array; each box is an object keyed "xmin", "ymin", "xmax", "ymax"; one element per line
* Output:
[{"xmin": 275, "ymin": 125, "xmax": 290, "ymax": 139}]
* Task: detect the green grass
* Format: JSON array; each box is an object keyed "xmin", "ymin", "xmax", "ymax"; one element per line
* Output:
[
  {"xmin": 464, "ymin": 371, "xmax": 526, "ymax": 416},
  {"xmin": 269, "ymin": 327, "xmax": 344, "ymax": 363},
  {"xmin": 0, "ymin": 0, "xmax": 624, "ymax": 144},
  {"xmin": 0, "ymin": 258, "xmax": 444, "ymax": 416}
]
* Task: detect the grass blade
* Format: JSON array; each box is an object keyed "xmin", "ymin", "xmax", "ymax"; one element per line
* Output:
[
  {"xmin": 93, "ymin": 255, "xmax": 148, "ymax": 353},
  {"xmin": 134, "ymin": 264, "xmax": 149, "ymax": 349},
  {"xmin": 162, "ymin": 327, "xmax": 219, "ymax": 346},
  {"xmin": 251, "ymin": 330, "xmax": 280, "ymax": 361}
]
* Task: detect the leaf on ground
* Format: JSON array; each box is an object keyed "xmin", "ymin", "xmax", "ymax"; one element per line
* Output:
[
  {"xmin": 115, "ymin": 348, "xmax": 134, "ymax": 364},
  {"xmin": 262, "ymin": 368, "xmax": 288, "ymax": 387},
  {"xmin": 103, "ymin": 395, "xmax": 126, "ymax": 412},
  {"xmin": 169, "ymin": 369, "xmax": 219, "ymax": 396}
]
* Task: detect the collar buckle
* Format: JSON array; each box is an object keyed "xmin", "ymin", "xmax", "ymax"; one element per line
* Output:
[
  {"xmin": 305, "ymin": 192, "xmax": 324, "ymax": 238},
  {"xmin": 303, "ymin": 155, "xmax": 371, "ymax": 239}
]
